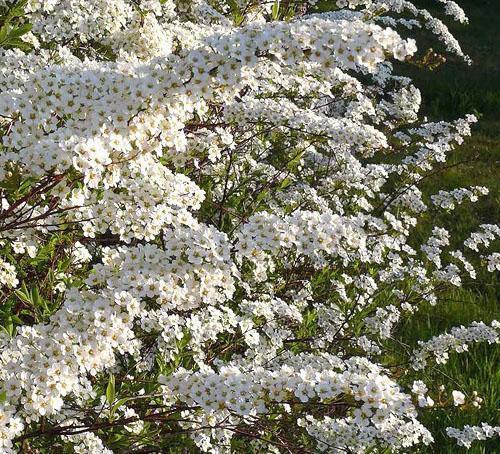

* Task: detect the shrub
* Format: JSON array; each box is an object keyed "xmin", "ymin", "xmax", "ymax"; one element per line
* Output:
[{"xmin": 0, "ymin": 0, "xmax": 498, "ymax": 452}]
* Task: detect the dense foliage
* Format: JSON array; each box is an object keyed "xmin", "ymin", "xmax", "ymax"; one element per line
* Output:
[{"xmin": 0, "ymin": 0, "xmax": 498, "ymax": 452}]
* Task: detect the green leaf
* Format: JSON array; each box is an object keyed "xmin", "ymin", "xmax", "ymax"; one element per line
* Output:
[
  {"xmin": 111, "ymin": 397, "xmax": 133, "ymax": 417},
  {"xmin": 8, "ymin": 23, "xmax": 32, "ymax": 39},
  {"xmin": 14, "ymin": 282, "xmax": 31, "ymax": 305},
  {"xmin": 9, "ymin": 0, "xmax": 29, "ymax": 18},
  {"xmin": 226, "ymin": 0, "xmax": 244, "ymax": 25},
  {"xmin": 31, "ymin": 286, "xmax": 41, "ymax": 306},
  {"xmin": 271, "ymin": 0, "xmax": 280, "ymax": 20},
  {"xmin": 4, "ymin": 316, "xmax": 13, "ymax": 336},
  {"xmin": 31, "ymin": 236, "xmax": 57, "ymax": 265},
  {"xmin": 11, "ymin": 315, "xmax": 23, "ymax": 325},
  {"xmin": 4, "ymin": 37, "xmax": 32, "ymax": 51},
  {"xmin": 0, "ymin": 24, "xmax": 10, "ymax": 44},
  {"xmin": 30, "ymin": 286, "xmax": 50, "ymax": 313},
  {"xmin": 106, "ymin": 373, "xmax": 116, "ymax": 405}
]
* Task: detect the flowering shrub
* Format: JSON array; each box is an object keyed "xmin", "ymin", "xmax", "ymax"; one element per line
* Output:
[{"xmin": 0, "ymin": 0, "xmax": 498, "ymax": 452}]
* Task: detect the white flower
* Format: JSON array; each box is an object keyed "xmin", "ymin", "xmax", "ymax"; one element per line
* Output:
[{"xmin": 452, "ymin": 390, "xmax": 466, "ymax": 406}]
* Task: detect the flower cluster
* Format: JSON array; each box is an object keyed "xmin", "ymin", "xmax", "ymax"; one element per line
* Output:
[
  {"xmin": 464, "ymin": 224, "xmax": 500, "ymax": 251},
  {"xmin": 160, "ymin": 355, "xmax": 432, "ymax": 452},
  {"xmin": 446, "ymin": 423, "xmax": 500, "ymax": 449},
  {"xmin": 412, "ymin": 321, "xmax": 500, "ymax": 370},
  {"xmin": 0, "ymin": 258, "xmax": 18, "ymax": 288},
  {"xmin": 431, "ymin": 186, "xmax": 489, "ymax": 210},
  {"xmin": 411, "ymin": 380, "xmax": 434, "ymax": 407}
]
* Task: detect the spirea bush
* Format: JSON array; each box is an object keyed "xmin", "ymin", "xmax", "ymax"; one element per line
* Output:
[{"xmin": 0, "ymin": 0, "xmax": 498, "ymax": 452}]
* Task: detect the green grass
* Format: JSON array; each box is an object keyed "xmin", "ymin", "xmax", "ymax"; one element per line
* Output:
[
  {"xmin": 394, "ymin": 1, "xmax": 500, "ymax": 452},
  {"xmin": 315, "ymin": 1, "xmax": 500, "ymax": 450},
  {"xmin": 398, "ymin": 287, "xmax": 499, "ymax": 453}
]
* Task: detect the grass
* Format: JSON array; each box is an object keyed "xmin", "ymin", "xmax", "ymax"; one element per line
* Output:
[
  {"xmin": 315, "ymin": 1, "xmax": 500, "ymax": 450},
  {"xmin": 393, "ymin": 1, "xmax": 500, "ymax": 451}
]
